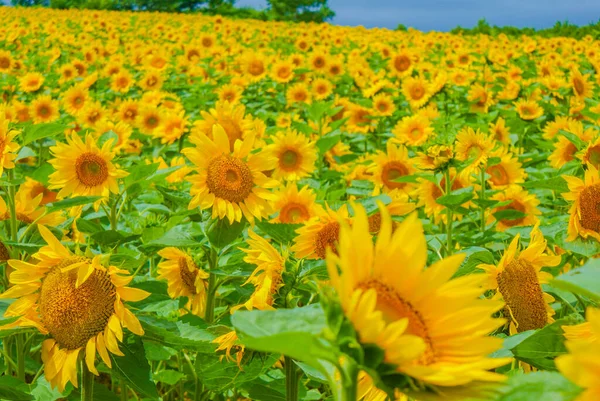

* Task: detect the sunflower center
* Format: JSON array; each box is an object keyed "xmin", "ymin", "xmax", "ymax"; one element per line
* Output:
[
  {"xmin": 313, "ymin": 57, "xmax": 325, "ymax": 68},
  {"xmin": 248, "ymin": 60, "xmax": 265, "ymax": 76},
  {"xmin": 573, "ymin": 77, "xmax": 585, "ymax": 96},
  {"xmin": 358, "ymin": 279, "xmax": 435, "ymax": 365},
  {"xmin": 314, "ymin": 222, "xmax": 340, "ymax": 259},
  {"xmin": 394, "ymin": 55, "xmax": 410, "ymax": 72},
  {"xmin": 178, "ymin": 257, "xmax": 199, "ymax": 294},
  {"xmin": 280, "ymin": 149, "xmax": 301, "ymax": 171},
  {"xmin": 368, "ymin": 212, "xmax": 382, "ymax": 233},
  {"xmin": 0, "ymin": 241, "xmax": 9, "ymax": 261},
  {"xmin": 578, "ymin": 183, "xmax": 600, "ymax": 234},
  {"xmin": 75, "ymin": 152, "xmax": 109, "ymax": 187},
  {"xmin": 39, "ymin": 259, "xmax": 116, "ymax": 350},
  {"xmin": 277, "ymin": 67, "xmax": 291, "ymax": 79},
  {"xmin": 563, "ymin": 142, "xmax": 577, "ymax": 161},
  {"xmin": 487, "ymin": 164, "xmax": 509, "ymax": 186},
  {"xmin": 497, "ymin": 259, "xmax": 548, "ymax": 332},
  {"xmin": 294, "ymin": 90, "xmax": 307, "ymax": 102},
  {"xmin": 496, "ymin": 200, "xmax": 527, "ymax": 227},
  {"xmin": 410, "ymin": 128, "xmax": 422, "ymax": 139},
  {"xmin": 382, "ymin": 162, "xmax": 408, "ymax": 189},
  {"xmin": 206, "ymin": 155, "xmax": 254, "ymax": 203},
  {"xmin": 38, "ymin": 106, "xmax": 50, "ymax": 117},
  {"xmin": 280, "ymin": 202, "xmax": 310, "ymax": 223},
  {"xmin": 0, "ymin": 57, "xmax": 10, "ymax": 69}
]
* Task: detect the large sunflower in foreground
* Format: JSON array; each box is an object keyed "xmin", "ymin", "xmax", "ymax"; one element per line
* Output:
[
  {"xmin": 182, "ymin": 124, "xmax": 278, "ymax": 224},
  {"xmin": 48, "ymin": 132, "xmax": 128, "ymax": 201},
  {"xmin": 326, "ymin": 205, "xmax": 510, "ymax": 387},
  {"xmin": 479, "ymin": 225, "xmax": 560, "ymax": 333},
  {"xmin": 0, "ymin": 226, "xmax": 148, "ymax": 391},
  {"xmin": 556, "ymin": 308, "xmax": 600, "ymax": 401},
  {"xmin": 157, "ymin": 247, "xmax": 209, "ymax": 317},
  {"xmin": 563, "ymin": 165, "xmax": 600, "ymax": 242}
]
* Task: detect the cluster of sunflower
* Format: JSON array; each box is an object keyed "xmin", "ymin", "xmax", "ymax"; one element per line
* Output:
[{"xmin": 0, "ymin": 4, "xmax": 600, "ymax": 401}]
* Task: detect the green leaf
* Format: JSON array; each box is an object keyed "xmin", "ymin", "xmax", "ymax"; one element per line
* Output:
[
  {"xmin": 436, "ymin": 186, "xmax": 474, "ymax": 208},
  {"xmin": 22, "ymin": 123, "xmax": 68, "ymax": 146},
  {"xmin": 551, "ymin": 258, "xmax": 600, "ymax": 301},
  {"xmin": 492, "ymin": 209, "xmax": 528, "ymax": 221},
  {"xmin": 124, "ymin": 163, "xmax": 159, "ymax": 188},
  {"xmin": 109, "ymin": 336, "xmax": 159, "ymax": 400},
  {"xmin": 256, "ymin": 222, "xmax": 301, "ymax": 244},
  {"xmin": 511, "ymin": 315, "xmax": 584, "ymax": 370},
  {"xmin": 45, "ymin": 196, "xmax": 102, "ymax": 213},
  {"xmin": 523, "ymin": 176, "xmax": 570, "ymax": 193},
  {"xmin": 0, "ymin": 376, "xmax": 34, "ymax": 401},
  {"xmin": 315, "ymin": 132, "xmax": 341, "ymax": 155},
  {"xmin": 206, "ymin": 218, "xmax": 247, "ymax": 249},
  {"xmin": 453, "ymin": 247, "xmax": 494, "ymax": 278},
  {"xmin": 30, "ymin": 376, "xmax": 66, "ymax": 401},
  {"xmin": 555, "ymin": 231, "xmax": 600, "ymax": 258},
  {"xmin": 138, "ymin": 315, "xmax": 216, "ymax": 353},
  {"xmin": 495, "ymin": 371, "xmax": 581, "ymax": 401},
  {"xmin": 153, "ymin": 370, "xmax": 186, "ymax": 385}
]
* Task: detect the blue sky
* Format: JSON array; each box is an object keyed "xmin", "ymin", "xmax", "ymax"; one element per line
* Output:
[{"xmin": 236, "ymin": 0, "xmax": 600, "ymax": 31}]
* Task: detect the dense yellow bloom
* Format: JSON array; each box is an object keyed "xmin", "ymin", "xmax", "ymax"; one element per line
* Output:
[
  {"xmin": 489, "ymin": 186, "xmax": 541, "ymax": 231},
  {"xmin": 369, "ymin": 141, "xmax": 415, "ymax": 195},
  {"xmin": 192, "ymin": 101, "xmax": 254, "ymax": 149},
  {"xmin": 268, "ymin": 130, "xmax": 317, "ymax": 181},
  {"xmin": 327, "ymin": 206, "xmax": 510, "ymax": 387},
  {"xmin": 0, "ymin": 116, "xmax": 20, "ymax": 177},
  {"xmin": 0, "ymin": 226, "xmax": 148, "ymax": 391},
  {"xmin": 564, "ymin": 165, "xmax": 600, "ymax": 242},
  {"xmin": 392, "ymin": 114, "xmax": 433, "ymax": 146},
  {"xmin": 272, "ymin": 184, "xmax": 323, "ymax": 224},
  {"xmin": 292, "ymin": 204, "xmax": 350, "ymax": 260},
  {"xmin": 455, "ymin": 127, "xmax": 494, "ymax": 174}
]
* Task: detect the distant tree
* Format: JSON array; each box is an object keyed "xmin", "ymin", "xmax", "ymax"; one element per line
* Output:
[
  {"xmin": 267, "ymin": 0, "xmax": 334, "ymax": 23},
  {"xmin": 12, "ymin": 0, "xmax": 48, "ymax": 6},
  {"xmin": 395, "ymin": 23, "xmax": 407, "ymax": 32}
]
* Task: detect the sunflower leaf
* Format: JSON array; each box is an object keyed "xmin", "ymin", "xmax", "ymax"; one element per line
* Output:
[
  {"xmin": 551, "ymin": 258, "xmax": 600, "ymax": 301},
  {"xmin": 45, "ymin": 196, "xmax": 102, "ymax": 213},
  {"xmin": 21, "ymin": 123, "xmax": 68, "ymax": 146},
  {"xmin": 109, "ymin": 335, "xmax": 159, "ymax": 400}
]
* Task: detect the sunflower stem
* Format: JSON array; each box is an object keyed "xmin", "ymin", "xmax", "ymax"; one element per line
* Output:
[
  {"xmin": 120, "ymin": 380, "xmax": 128, "ymax": 401},
  {"xmin": 81, "ymin": 359, "xmax": 94, "ymax": 401},
  {"xmin": 205, "ymin": 248, "xmax": 218, "ymax": 324},
  {"xmin": 109, "ymin": 196, "xmax": 118, "ymax": 231},
  {"xmin": 335, "ymin": 358, "xmax": 358, "ymax": 401},
  {"xmin": 479, "ymin": 167, "xmax": 486, "ymax": 232},
  {"xmin": 6, "ymin": 169, "xmax": 18, "ymax": 260},
  {"xmin": 285, "ymin": 356, "xmax": 299, "ymax": 401},
  {"xmin": 444, "ymin": 169, "xmax": 453, "ymax": 255},
  {"xmin": 15, "ymin": 334, "xmax": 25, "ymax": 381}
]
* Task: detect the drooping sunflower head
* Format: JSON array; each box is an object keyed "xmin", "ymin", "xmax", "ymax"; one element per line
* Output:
[
  {"xmin": 514, "ymin": 99, "xmax": 544, "ymax": 121},
  {"xmin": 479, "ymin": 225, "xmax": 560, "ymax": 334},
  {"xmin": 48, "ymin": 132, "xmax": 128, "ymax": 203},
  {"xmin": 563, "ymin": 165, "xmax": 600, "ymax": 242},
  {"xmin": 570, "ymin": 68, "xmax": 594, "ymax": 99},
  {"xmin": 327, "ymin": 205, "xmax": 510, "ymax": 387},
  {"xmin": 183, "ymin": 124, "xmax": 278, "ymax": 224},
  {"xmin": 268, "ymin": 130, "xmax": 317, "ymax": 182}
]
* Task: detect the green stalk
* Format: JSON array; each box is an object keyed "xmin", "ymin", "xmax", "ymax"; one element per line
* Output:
[
  {"xmin": 335, "ymin": 359, "xmax": 358, "ymax": 401},
  {"xmin": 120, "ymin": 380, "xmax": 128, "ymax": 401},
  {"xmin": 285, "ymin": 356, "xmax": 299, "ymax": 401},
  {"xmin": 204, "ymin": 248, "xmax": 218, "ymax": 324},
  {"xmin": 7, "ymin": 170, "xmax": 17, "ymax": 243},
  {"xmin": 15, "ymin": 334, "xmax": 24, "ymax": 381},
  {"xmin": 479, "ymin": 167, "xmax": 486, "ymax": 232},
  {"xmin": 444, "ymin": 169, "xmax": 453, "ymax": 255},
  {"xmin": 81, "ymin": 359, "xmax": 94, "ymax": 401},
  {"xmin": 109, "ymin": 196, "xmax": 118, "ymax": 231}
]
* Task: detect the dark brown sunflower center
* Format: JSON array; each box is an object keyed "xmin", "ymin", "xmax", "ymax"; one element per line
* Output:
[
  {"xmin": 206, "ymin": 155, "xmax": 254, "ymax": 203},
  {"xmin": 573, "ymin": 77, "xmax": 585, "ymax": 96},
  {"xmin": 358, "ymin": 279, "xmax": 435, "ymax": 365},
  {"xmin": 75, "ymin": 152, "xmax": 109, "ymax": 187},
  {"xmin": 579, "ymin": 184, "xmax": 600, "ymax": 234},
  {"xmin": 314, "ymin": 221, "xmax": 340, "ymax": 259},
  {"xmin": 411, "ymin": 86, "xmax": 425, "ymax": 100},
  {"xmin": 248, "ymin": 60, "xmax": 265, "ymax": 76},
  {"xmin": 368, "ymin": 212, "xmax": 382, "ymax": 233},
  {"xmin": 0, "ymin": 241, "xmax": 9, "ymax": 261},
  {"xmin": 497, "ymin": 259, "xmax": 548, "ymax": 332},
  {"xmin": 280, "ymin": 149, "xmax": 301, "ymax": 171},
  {"xmin": 382, "ymin": 162, "xmax": 408, "ymax": 190},
  {"xmin": 178, "ymin": 257, "xmax": 199, "ymax": 294},
  {"xmin": 280, "ymin": 202, "xmax": 309, "ymax": 223},
  {"xmin": 0, "ymin": 57, "xmax": 10, "ymax": 69},
  {"xmin": 39, "ymin": 258, "xmax": 115, "ymax": 350},
  {"xmin": 487, "ymin": 164, "xmax": 509, "ymax": 186},
  {"xmin": 394, "ymin": 55, "xmax": 410, "ymax": 72}
]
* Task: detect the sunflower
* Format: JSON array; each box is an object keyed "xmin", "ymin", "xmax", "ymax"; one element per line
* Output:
[
  {"xmin": 19, "ymin": 72, "xmax": 44, "ymax": 93},
  {"xmin": 556, "ymin": 308, "xmax": 600, "ymax": 401},
  {"xmin": 271, "ymin": 184, "xmax": 323, "ymax": 224},
  {"xmin": 371, "ymin": 93, "xmax": 396, "ymax": 117},
  {"xmin": 549, "ymin": 136, "xmax": 578, "ymax": 169},
  {"xmin": 327, "ymin": 205, "xmax": 510, "ymax": 388},
  {"xmin": 563, "ymin": 165, "xmax": 600, "ymax": 242},
  {"xmin": 389, "ymin": 50, "xmax": 414, "ymax": 77},
  {"xmin": 117, "ymin": 99, "xmax": 140, "ymax": 125},
  {"xmin": 31, "ymin": 95, "xmax": 60, "ymax": 124},
  {"xmin": 157, "ymin": 247, "xmax": 209, "ymax": 317},
  {"xmin": 345, "ymin": 104, "xmax": 376, "ymax": 134},
  {"xmin": 20, "ymin": 177, "xmax": 57, "ymax": 205},
  {"xmin": 48, "ymin": 132, "xmax": 128, "ymax": 202},
  {"xmin": 216, "ymin": 84, "xmax": 243, "ymax": 104},
  {"xmin": 416, "ymin": 169, "xmax": 471, "ymax": 224},
  {"xmin": 579, "ymin": 136, "xmax": 600, "ymax": 169},
  {"xmin": 192, "ymin": 101, "xmax": 254, "ymax": 150},
  {"xmin": 468, "ymin": 84, "xmax": 494, "ymax": 113},
  {"xmin": 370, "ymin": 141, "xmax": 415, "ymax": 195},
  {"xmin": 183, "ymin": 125, "xmax": 278, "ymax": 224},
  {"xmin": 312, "ymin": 78, "xmax": 334, "ymax": 100},
  {"xmin": 268, "ymin": 130, "xmax": 317, "ymax": 182},
  {"xmin": 165, "ymin": 156, "xmax": 192, "ymax": 184},
  {"xmin": 514, "ymin": 99, "xmax": 544, "ymax": 121},
  {"xmin": 415, "ymin": 144, "xmax": 454, "ymax": 171},
  {"xmin": 479, "ymin": 225, "xmax": 560, "ymax": 334},
  {"xmin": 0, "ymin": 116, "xmax": 20, "ymax": 177},
  {"xmin": 366, "ymin": 191, "xmax": 416, "ymax": 234},
  {"xmin": 77, "ymin": 101, "xmax": 106, "ymax": 129},
  {"xmin": 136, "ymin": 107, "xmax": 162, "ymax": 135},
  {"xmin": 309, "ymin": 50, "xmax": 329, "ymax": 72},
  {"xmin": 110, "ymin": 70, "xmax": 133, "ymax": 93},
  {"xmin": 154, "ymin": 111, "xmax": 188, "ymax": 145},
  {"xmin": 0, "ymin": 225, "xmax": 148, "ymax": 391},
  {"xmin": 241, "ymin": 52, "xmax": 267, "ymax": 82},
  {"xmin": 485, "ymin": 151, "xmax": 526, "ymax": 189},
  {"xmin": 212, "ymin": 330, "xmax": 245, "ymax": 367},
  {"xmin": 455, "ymin": 127, "xmax": 495, "ymax": 174},
  {"xmin": 489, "ymin": 117, "xmax": 511, "ymax": 145},
  {"xmin": 0, "ymin": 186, "xmax": 65, "ymax": 227},
  {"xmin": 392, "ymin": 114, "xmax": 433, "ymax": 146},
  {"xmin": 232, "ymin": 229, "xmax": 285, "ymax": 312},
  {"xmin": 271, "ymin": 59, "xmax": 295, "ymax": 83},
  {"xmin": 0, "ymin": 50, "xmax": 13, "ymax": 72},
  {"xmin": 138, "ymin": 70, "xmax": 163, "ymax": 91},
  {"xmin": 570, "ymin": 68, "xmax": 594, "ymax": 99},
  {"xmin": 292, "ymin": 204, "xmax": 350, "ymax": 260},
  {"xmin": 286, "ymin": 83, "xmax": 312, "ymax": 106},
  {"xmin": 62, "ymin": 85, "xmax": 89, "ymax": 116},
  {"xmin": 489, "ymin": 186, "xmax": 540, "ymax": 231},
  {"xmin": 94, "ymin": 120, "xmax": 133, "ymax": 153},
  {"xmin": 401, "ymin": 76, "xmax": 430, "ymax": 109}
]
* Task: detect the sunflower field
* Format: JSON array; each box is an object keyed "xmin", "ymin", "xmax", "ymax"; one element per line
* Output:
[{"xmin": 1, "ymin": 5, "xmax": 600, "ymax": 401}]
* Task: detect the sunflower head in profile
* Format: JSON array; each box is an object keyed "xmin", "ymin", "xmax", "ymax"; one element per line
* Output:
[
  {"xmin": 267, "ymin": 130, "xmax": 317, "ymax": 182},
  {"xmin": 514, "ymin": 99, "xmax": 544, "ymax": 121},
  {"xmin": 468, "ymin": 84, "xmax": 494, "ymax": 113},
  {"xmin": 19, "ymin": 72, "xmax": 44, "ymax": 93},
  {"xmin": 570, "ymin": 68, "xmax": 594, "ymax": 99},
  {"xmin": 479, "ymin": 225, "xmax": 560, "ymax": 334},
  {"xmin": 0, "ymin": 115, "xmax": 20, "ymax": 177},
  {"xmin": 0, "ymin": 225, "xmax": 149, "ymax": 391},
  {"xmin": 556, "ymin": 307, "xmax": 600, "ymax": 401},
  {"xmin": 48, "ymin": 132, "xmax": 128, "ymax": 204},
  {"xmin": 157, "ymin": 247, "xmax": 209, "ymax": 317},
  {"xmin": 563, "ymin": 165, "xmax": 600, "ymax": 242},
  {"xmin": 272, "ymin": 183, "xmax": 324, "ymax": 224},
  {"xmin": 292, "ymin": 204, "xmax": 350, "ymax": 260},
  {"xmin": 485, "ymin": 151, "xmax": 526, "ymax": 189},
  {"xmin": 327, "ymin": 205, "xmax": 510, "ymax": 390},
  {"xmin": 183, "ymin": 124, "xmax": 278, "ymax": 224}
]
